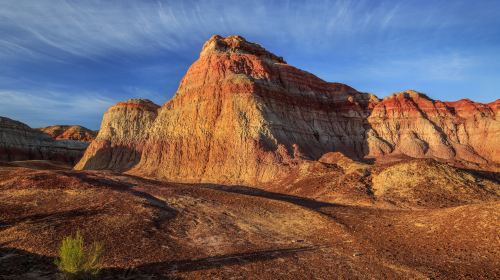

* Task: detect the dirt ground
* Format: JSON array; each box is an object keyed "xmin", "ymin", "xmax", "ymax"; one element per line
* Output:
[{"xmin": 0, "ymin": 161, "xmax": 499, "ymax": 279}]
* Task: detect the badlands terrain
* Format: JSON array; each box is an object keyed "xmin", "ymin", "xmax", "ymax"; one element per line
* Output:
[{"xmin": 0, "ymin": 35, "xmax": 499, "ymax": 279}]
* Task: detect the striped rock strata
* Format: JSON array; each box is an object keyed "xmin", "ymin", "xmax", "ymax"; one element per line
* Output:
[{"xmin": 76, "ymin": 35, "xmax": 500, "ymax": 184}]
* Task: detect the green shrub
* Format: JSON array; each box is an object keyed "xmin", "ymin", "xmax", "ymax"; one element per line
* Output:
[{"xmin": 54, "ymin": 230, "xmax": 103, "ymax": 280}]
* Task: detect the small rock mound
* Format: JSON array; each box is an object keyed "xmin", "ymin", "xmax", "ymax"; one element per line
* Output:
[
  {"xmin": 382, "ymin": 89, "xmax": 431, "ymax": 101},
  {"xmin": 318, "ymin": 152, "xmax": 369, "ymax": 174},
  {"xmin": 371, "ymin": 159, "xmax": 500, "ymax": 208},
  {"xmin": 38, "ymin": 125, "xmax": 96, "ymax": 142}
]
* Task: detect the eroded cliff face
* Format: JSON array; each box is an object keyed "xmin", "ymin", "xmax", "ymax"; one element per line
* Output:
[
  {"xmin": 74, "ymin": 99, "xmax": 159, "ymax": 172},
  {"xmin": 366, "ymin": 91, "xmax": 499, "ymax": 165},
  {"xmin": 0, "ymin": 116, "xmax": 87, "ymax": 164},
  {"xmin": 76, "ymin": 35, "xmax": 499, "ymax": 184}
]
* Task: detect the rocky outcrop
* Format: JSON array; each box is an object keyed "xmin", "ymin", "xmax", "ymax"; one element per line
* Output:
[
  {"xmin": 0, "ymin": 116, "xmax": 88, "ymax": 164},
  {"xmin": 125, "ymin": 35, "xmax": 376, "ymax": 184},
  {"xmin": 38, "ymin": 125, "xmax": 96, "ymax": 142},
  {"xmin": 370, "ymin": 159, "xmax": 500, "ymax": 208},
  {"xmin": 366, "ymin": 91, "xmax": 499, "ymax": 165},
  {"xmin": 76, "ymin": 35, "xmax": 499, "ymax": 184},
  {"xmin": 74, "ymin": 99, "xmax": 159, "ymax": 172}
]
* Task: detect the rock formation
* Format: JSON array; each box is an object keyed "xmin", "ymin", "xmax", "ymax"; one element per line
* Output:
[
  {"xmin": 76, "ymin": 35, "xmax": 500, "ymax": 184},
  {"xmin": 0, "ymin": 116, "xmax": 88, "ymax": 164},
  {"xmin": 370, "ymin": 159, "xmax": 500, "ymax": 208},
  {"xmin": 38, "ymin": 125, "xmax": 96, "ymax": 142},
  {"xmin": 366, "ymin": 91, "xmax": 499, "ymax": 165},
  {"xmin": 74, "ymin": 99, "xmax": 159, "ymax": 171}
]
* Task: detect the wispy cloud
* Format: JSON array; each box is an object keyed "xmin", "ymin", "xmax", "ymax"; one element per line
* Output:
[
  {"xmin": 0, "ymin": 0, "xmax": 498, "ymax": 128},
  {"xmin": 357, "ymin": 52, "xmax": 478, "ymax": 82},
  {"xmin": 0, "ymin": 89, "xmax": 116, "ymax": 128},
  {"xmin": 0, "ymin": 0, "xmax": 467, "ymax": 61}
]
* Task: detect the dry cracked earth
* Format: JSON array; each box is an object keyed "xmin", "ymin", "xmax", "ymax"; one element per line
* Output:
[{"xmin": 0, "ymin": 160, "xmax": 499, "ymax": 279}]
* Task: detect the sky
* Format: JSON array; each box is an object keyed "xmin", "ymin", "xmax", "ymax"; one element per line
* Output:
[{"xmin": 0, "ymin": 0, "xmax": 499, "ymax": 129}]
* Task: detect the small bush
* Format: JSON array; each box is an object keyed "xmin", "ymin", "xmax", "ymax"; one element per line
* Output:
[{"xmin": 54, "ymin": 230, "xmax": 103, "ymax": 280}]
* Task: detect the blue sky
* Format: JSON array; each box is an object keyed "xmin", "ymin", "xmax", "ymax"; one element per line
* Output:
[{"xmin": 0, "ymin": 0, "xmax": 499, "ymax": 129}]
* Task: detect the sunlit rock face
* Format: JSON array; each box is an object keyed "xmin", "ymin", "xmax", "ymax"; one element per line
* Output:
[
  {"xmin": 366, "ymin": 91, "xmax": 499, "ymax": 165},
  {"xmin": 128, "ymin": 35, "xmax": 376, "ymax": 184},
  {"xmin": 76, "ymin": 35, "xmax": 499, "ymax": 184},
  {"xmin": 0, "ymin": 116, "xmax": 88, "ymax": 164}
]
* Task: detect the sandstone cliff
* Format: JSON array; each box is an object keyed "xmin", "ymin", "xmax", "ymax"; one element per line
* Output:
[
  {"xmin": 0, "ymin": 116, "xmax": 88, "ymax": 164},
  {"xmin": 75, "ymin": 35, "xmax": 499, "ymax": 184},
  {"xmin": 38, "ymin": 125, "xmax": 96, "ymax": 142}
]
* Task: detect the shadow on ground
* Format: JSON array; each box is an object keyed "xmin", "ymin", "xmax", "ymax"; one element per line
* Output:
[{"xmin": 0, "ymin": 245, "xmax": 318, "ymax": 279}]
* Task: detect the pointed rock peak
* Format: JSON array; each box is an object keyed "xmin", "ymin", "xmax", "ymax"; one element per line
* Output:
[{"xmin": 200, "ymin": 34, "xmax": 286, "ymax": 63}]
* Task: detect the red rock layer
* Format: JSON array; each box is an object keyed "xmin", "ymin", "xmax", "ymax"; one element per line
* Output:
[
  {"xmin": 38, "ymin": 125, "xmax": 96, "ymax": 142},
  {"xmin": 366, "ymin": 91, "xmax": 499, "ymax": 165},
  {"xmin": 76, "ymin": 35, "xmax": 499, "ymax": 184},
  {"xmin": 126, "ymin": 35, "xmax": 375, "ymax": 184}
]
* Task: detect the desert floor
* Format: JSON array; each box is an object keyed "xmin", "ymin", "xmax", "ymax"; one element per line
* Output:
[{"xmin": 0, "ymin": 161, "xmax": 499, "ymax": 279}]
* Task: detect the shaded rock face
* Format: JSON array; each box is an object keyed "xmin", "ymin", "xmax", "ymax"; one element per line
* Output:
[
  {"xmin": 76, "ymin": 35, "xmax": 499, "ymax": 184},
  {"xmin": 38, "ymin": 125, "xmax": 96, "ymax": 142},
  {"xmin": 0, "ymin": 117, "xmax": 88, "ymax": 164},
  {"xmin": 74, "ymin": 99, "xmax": 159, "ymax": 172}
]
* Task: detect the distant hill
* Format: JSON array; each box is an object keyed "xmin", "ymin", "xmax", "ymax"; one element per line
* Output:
[
  {"xmin": 0, "ymin": 116, "xmax": 88, "ymax": 164},
  {"xmin": 38, "ymin": 125, "xmax": 97, "ymax": 142}
]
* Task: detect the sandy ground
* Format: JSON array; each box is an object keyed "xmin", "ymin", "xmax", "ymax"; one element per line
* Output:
[{"xmin": 0, "ymin": 161, "xmax": 499, "ymax": 279}]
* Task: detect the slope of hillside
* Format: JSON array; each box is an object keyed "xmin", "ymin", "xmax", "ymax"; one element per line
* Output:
[
  {"xmin": 371, "ymin": 159, "xmax": 500, "ymax": 207},
  {"xmin": 266, "ymin": 155, "xmax": 500, "ymax": 209}
]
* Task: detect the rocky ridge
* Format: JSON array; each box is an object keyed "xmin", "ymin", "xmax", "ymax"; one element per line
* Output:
[
  {"xmin": 0, "ymin": 116, "xmax": 88, "ymax": 164},
  {"xmin": 366, "ymin": 91, "xmax": 499, "ymax": 165},
  {"xmin": 76, "ymin": 35, "xmax": 500, "ymax": 185}
]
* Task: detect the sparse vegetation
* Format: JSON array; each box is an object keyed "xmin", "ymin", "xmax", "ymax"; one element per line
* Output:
[{"xmin": 54, "ymin": 230, "xmax": 103, "ymax": 280}]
